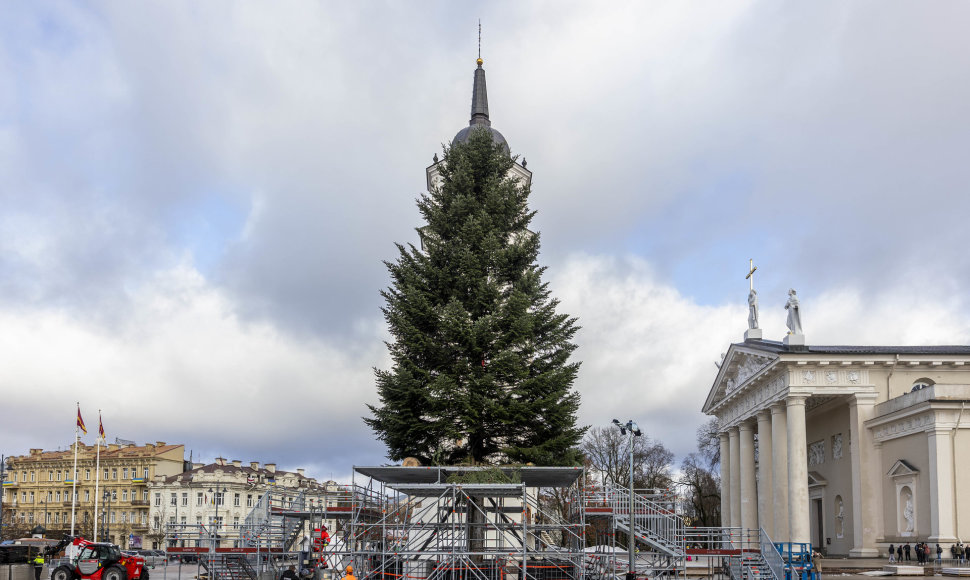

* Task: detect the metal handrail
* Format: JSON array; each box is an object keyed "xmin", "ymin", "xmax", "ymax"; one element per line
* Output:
[{"xmin": 759, "ymin": 528, "xmax": 785, "ymax": 580}]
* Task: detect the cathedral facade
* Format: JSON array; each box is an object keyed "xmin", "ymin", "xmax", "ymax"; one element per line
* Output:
[{"xmin": 704, "ymin": 334, "xmax": 970, "ymax": 557}]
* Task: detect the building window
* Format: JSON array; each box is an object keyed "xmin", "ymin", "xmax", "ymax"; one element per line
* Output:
[
  {"xmin": 111, "ymin": 490, "xmax": 117, "ymax": 501},
  {"xmin": 112, "ymin": 469, "xmax": 117, "ymax": 480},
  {"xmin": 28, "ymin": 513, "xmax": 33, "ymax": 524},
  {"xmin": 144, "ymin": 467, "xmax": 149, "ymax": 479},
  {"xmin": 181, "ymin": 493, "xmax": 188, "ymax": 506},
  {"xmin": 30, "ymin": 472, "xmax": 35, "ymax": 482},
  {"xmin": 247, "ymin": 494, "xmax": 253, "ymax": 507},
  {"xmin": 234, "ymin": 493, "xmax": 240, "ymax": 507},
  {"xmin": 29, "ymin": 491, "xmax": 34, "ymax": 502},
  {"xmin": 110, "ymin": 511, "xmax": 116, "ymax": 524},
  {"xmin": 21, "ymin": 492, "xmax": 26, "ymax": 502},
  {"xmin": 49, "ymin": 471, "xmax": 54, "ymax": 481},
  {"xmin": 197, "ymin": 492, "xmax": 203, "ymax": 506},
  {"xmin": 56, "ymin": 471, "xmax": 61, "ymax": 481},
  {"xmin": 21, "ymin": 471, "xmax": 26, "ymax": 481},
  {"xmin": 104, "ymin": 469, "xmax": 109, "ymax": 480},
  {"xmin": 123, "ymin": 468, "xmax": 128, "ymax": 480},
  {"xmin": 47, "ymin": 491, "xmax": 53, "ymax": 502},
  {"xmin": 154, "ymin": 516, "xmax": 161, "ymax": 529},
  {"xmin": 84, "ymin": 491, "xmax": 90, "ymax": 502},
  {"xmin": 143, "ymin": 490, "xmax": 149, "ymax": 501},
  {"xmin": 196, "ymin": 516, "xmax": 202, "ymax": 525},
  {"xmin": 170, "ymin": 493, "xmax": 177, "ymax": 506},
  {"xmin": 180, "ymin": 516, "xmax": 186, "ymax": 525},
  {"xmin": 154, "ymin": 493, "xmax": 162, "ymax": 506},
  {"xmin": 141, "ymin": 512, "xmax": 147, "ymax": 525},
  {"xmin": 85, "ymin": 469, "xmax": 91, "ymax": 480},
  {"xmin": 122, "ymin": 490, "xmax": 128, "ymax": 501},
  {"xmin": 56, "ymin": 491, "xmax": 61, "ymax": 502}
]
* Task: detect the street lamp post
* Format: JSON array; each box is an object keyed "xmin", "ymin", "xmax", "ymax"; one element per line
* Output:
[
  {"xmin": 613, "ymin": 419, "xmax": 642, "ymax": 580},
  {"xmin": 209, "ymin": 487, "xmax": 227, "ymax": 554},
  {"xmin": 103, "ymin": 491, "xmax": 112, "ymax": 543}
]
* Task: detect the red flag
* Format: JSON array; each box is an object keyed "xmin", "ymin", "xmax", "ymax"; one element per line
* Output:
[
  {"xmin": 77, "ymin": 406, "xmax": 88, "ymax": 435},
  {"xmin": 98, "ymin": 412, "xmax": 105, "ymax": 440}
]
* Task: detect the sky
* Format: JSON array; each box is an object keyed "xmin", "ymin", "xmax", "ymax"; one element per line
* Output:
[{"xmin": 2, "ymin": 1, "xmax": 970, "ymax": 483}]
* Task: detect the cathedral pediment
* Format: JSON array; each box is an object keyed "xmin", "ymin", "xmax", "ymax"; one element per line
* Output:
[
  {"xmin": 888, "ymin": 459, "xmax": 919, "ymax": 478},
  {"xmin": 702, "ymin": 344, "xmax": 778, "ymax": 413}
]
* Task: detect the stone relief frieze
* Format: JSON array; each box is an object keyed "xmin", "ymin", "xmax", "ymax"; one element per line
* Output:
[
  {"xmin": 873, "ymin": 412, "xmax": 935, "ymax": 442},
  {"xmin": 808, "ymin": 440, "xmax": 825, "ymax": 465},
  {"xmin": 847, "ymin": 371, "xmax": 860, "ymax": 384},
  {"xmin": 825, "ymin": 371, "xmax": 838, "ymax": 384},
  {"xmin": 832, "ymin": 433, "xmax": 843, "ymax": 459},
  {"xmin": 735, "ymin": 354, "xmax": 773, "ymax": 386},
  {"xmin": 803, "ymin": 370, "xmax": 816, "ymax": 383}
]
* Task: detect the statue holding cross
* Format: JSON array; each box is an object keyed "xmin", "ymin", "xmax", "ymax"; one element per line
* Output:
[{"xmin": 746, "ymin": 259, "xmax": 759, "ymax": 330}]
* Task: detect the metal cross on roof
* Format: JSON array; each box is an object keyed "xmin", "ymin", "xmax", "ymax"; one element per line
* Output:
[{"xmin": 746, "ymin": 258, "xmax": 757, "ymax": 291}]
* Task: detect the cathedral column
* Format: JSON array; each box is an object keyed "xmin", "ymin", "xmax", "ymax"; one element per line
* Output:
[
  {"xmin": 739, "ymin": 421, "xmax": 758, "ymax": 532},
  {"xmin": 927, "ymin": 427, "xmax": 958, "ymax": 543},
  {"xmin": 720, "ymin": 432, "xmax": 731, "ymax": 528},
  {"xmin": 771, "ymin": 402, "xmax": 790, "ymax": 542},
  {"xmin": 729, "ymin": 427, "xmax": 742, "ymax": 528},
  {"xmin": 848, "ymin": 393, "xmax": 881, "ymax": 557},
  {"xmin": 756, "ymin": 410, "xmax": 773, "ymax": 537},
  {"xmin": 787, "ymin": 395, "xmax": 810, "ymax": 544}
]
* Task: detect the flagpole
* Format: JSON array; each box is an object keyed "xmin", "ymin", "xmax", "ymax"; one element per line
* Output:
[
  {"xmin": 71, "ymin": 403, "xmax": 81, "ymax": 536},
  {"xmin": 93, "ymin": 411, "xmax": 102, "ymax": 542}
]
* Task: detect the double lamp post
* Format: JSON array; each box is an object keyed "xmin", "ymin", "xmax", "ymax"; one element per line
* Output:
[{"xmin": 613, "ymin": 418, "xmax": 642, "ymax": 580}]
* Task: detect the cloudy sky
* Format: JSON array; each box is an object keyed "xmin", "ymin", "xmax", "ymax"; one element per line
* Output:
[{"xmin": 2, "ymin": 1, "xmax": 970, "ymax": 482}]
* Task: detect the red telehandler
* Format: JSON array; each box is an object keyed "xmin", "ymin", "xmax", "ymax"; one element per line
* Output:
[{"xmin": 45, "ymin": 536, "xmax": 149, "ymax": 580}]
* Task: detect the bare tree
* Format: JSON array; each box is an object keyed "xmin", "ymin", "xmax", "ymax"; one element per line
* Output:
[
  {"xmin": 678, "ymin": 453, "xmax": 721, "ymax": 527},
  {"xmin": 696, "ymin": 417, "xmax": 721, "ymax": 470},
  {"xmin": 581, "ymin": 426, "xmax": 674, "ymax": 490}
]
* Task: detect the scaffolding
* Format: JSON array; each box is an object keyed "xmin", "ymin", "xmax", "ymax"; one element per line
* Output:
[{"xmin": 343, "ymin": 466, "xmax": 587, "ymax": 580}]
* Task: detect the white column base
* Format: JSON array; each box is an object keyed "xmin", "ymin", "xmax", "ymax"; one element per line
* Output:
[
  {"xmin": 745, "ymin": 328, "xmax": 763, "ymax": 340},
  {"xmin": 929, "ymin": 535, "xmax": 959, "ymax": 544},
  {"xmin": 849, "ymin": 548, "xmax": 881, "ymax": 558},
  {"xmin": 784, "ymin": 333, "xmax": 805, "ymax": 346}
]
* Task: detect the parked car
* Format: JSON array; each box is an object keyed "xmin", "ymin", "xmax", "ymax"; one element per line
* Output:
[{"xmin": 132, "ymin": 549, "xmax": 166, "ymax": 567}]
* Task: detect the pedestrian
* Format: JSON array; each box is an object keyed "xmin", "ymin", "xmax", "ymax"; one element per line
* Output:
[
  {"xmin": 937, "ymin": 544, "xmax": 943, "ymax": 564},
  {"xmin": 897, "ymin": 545, "xmax": 903, "ymax": 562},
  {"xmin": 963, "ymin": 544, "xmax": 969, "ymax": 565},
  {"xmin": 915, "ymin": 542, "xmax": 923, "ymax": 565},
  {"xmin": 925, "ymin": 543, "xmax": 932, "ymax": 565},
  {"xmin": 904, "ymin": 543, "xmax": 912, "ymax": 561},
  {"xmin": 32, "ymin": 551, "xmax": 44, "ymax": 580},
  {"xmin": 889, "ymin": 544, "xmax": 896, "ymax": 563}
]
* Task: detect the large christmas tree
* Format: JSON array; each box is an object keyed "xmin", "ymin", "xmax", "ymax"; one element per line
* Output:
[{"xmin": 366, "ymin": 125, "xmax": 585, "ymax": 467}]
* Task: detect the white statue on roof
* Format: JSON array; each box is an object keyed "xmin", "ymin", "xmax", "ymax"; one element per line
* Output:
[{"xmin": 785, "ymin": 288, "xmax": 803, "ymax": 335}]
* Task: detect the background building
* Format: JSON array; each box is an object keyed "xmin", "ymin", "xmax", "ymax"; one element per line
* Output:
[
  {"xmin": 148, "ymin": 458, "xmax": 339, "ymax": 551},
  {"xmin": 1, "ymin": 442, "xmax": 185, "ymax": 547}
]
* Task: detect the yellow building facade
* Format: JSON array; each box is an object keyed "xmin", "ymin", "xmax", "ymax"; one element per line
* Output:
[{"xmin": 2, "ymin": 442, "xmax": 185, "ymax": 547}]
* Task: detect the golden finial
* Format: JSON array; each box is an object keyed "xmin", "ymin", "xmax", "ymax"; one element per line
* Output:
[{"xmin": 477, "ymin": 58, "xmax": 483, "ymax": 66}]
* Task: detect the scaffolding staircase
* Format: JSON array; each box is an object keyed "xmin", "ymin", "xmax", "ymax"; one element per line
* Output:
[{"xmin": 200, "ymin": 553, "xmax": 259, "ymax": 580}]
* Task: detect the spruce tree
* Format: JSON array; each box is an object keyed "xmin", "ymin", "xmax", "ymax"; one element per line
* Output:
[{"xmin": 366, "ymin": 127, "xmax": 585, "ymax": 466}]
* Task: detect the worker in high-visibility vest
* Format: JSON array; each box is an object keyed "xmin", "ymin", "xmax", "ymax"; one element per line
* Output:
[
  {"xmin": 32, "ymin": 552, "xmax": 45, "ymax": 580},
  {"xmin": 344, "ymin": 565, "xmax": 356, "ymax": 580}
]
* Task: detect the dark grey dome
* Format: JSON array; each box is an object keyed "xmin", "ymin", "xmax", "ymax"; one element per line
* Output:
[{"xmin": 452, "ymin": 124, "xmax": 510, "ymax": 154}]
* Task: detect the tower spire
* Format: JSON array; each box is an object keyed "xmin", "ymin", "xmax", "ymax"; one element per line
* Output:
[{"xmin": 470, "ymin": 22, "xmax": 490, "ymax": 127}]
